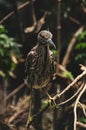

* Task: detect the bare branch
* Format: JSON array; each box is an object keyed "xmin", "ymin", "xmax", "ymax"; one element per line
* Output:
[
  {"xmin": 6, "ymin": 83, "xmax": 25, "ymax": 101},
  {"xmin": 74, "ymin": 83, "xmax": 86, "ymax": 130},
  {"xmin": 77, "ymin": 121, "xmax": 86, "ymax": 128},
  {"xmin": 0, "ymin": 1, "xmax": 30, "ymax": 24},
  {"xmin": 24, "ymin": 11, "xmax": 51, "ymax": 33},
  {"xmin": 7, "ymin": 96, "xmax": 30, "ymax": 124},
  {"xmin": 78, "ymin": 102, "xmax": 86, "ymax": 116},
  {"xmin": 53, "ymin": 66, "xmax": 86, "ymax": 100},
  {"xmin": 35, "ymin": 12, "xmax": 51, "ymax": 33},
  {"xmin": 81, "ymin": 2, "xmax": 86, "ymax": 13},
  {"xmin": 62, "ymin": 26, "xmax": 85, "ymax": 67},
  {"xmin": 68, "ymin": 16, "xmax": 81, "ymax": 25},
  {"xmin": 80, "ymin": 64, "xmax": 86, "ymax": 71},
  {"xmin": 56, "ymin": 83, "xmax": 84, "ymax": 107}
]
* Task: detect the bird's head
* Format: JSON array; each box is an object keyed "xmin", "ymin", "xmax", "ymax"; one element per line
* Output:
[{"xmin": 37, "ymin": 30, "xmax": 56, "ymax": 49}]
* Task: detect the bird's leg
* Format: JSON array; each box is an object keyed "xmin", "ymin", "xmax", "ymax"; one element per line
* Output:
[
  {"xmin": 46, "ymin": 91, "xmax": 56, "ymax": 107},
  {"xmin": 43, "ymin": 88, "xmax": 56, "ymax": 107},
  {"xmin": 26, "ymin": 87, "xmax": 33, "ymax": 128}
]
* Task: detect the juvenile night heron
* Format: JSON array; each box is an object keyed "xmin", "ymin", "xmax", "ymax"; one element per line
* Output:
[{"xmin": 25, "ymin": 30, "xmax": 56, "ymax": 127}]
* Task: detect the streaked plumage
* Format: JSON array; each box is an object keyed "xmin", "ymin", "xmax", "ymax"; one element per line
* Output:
[
  {"xmin": 25, "ymin": 30, "xmax": 56, "ymax": 128},
  {"xmin": 25, "ymin": 30, "xmax": 56, "ymax": 90}
]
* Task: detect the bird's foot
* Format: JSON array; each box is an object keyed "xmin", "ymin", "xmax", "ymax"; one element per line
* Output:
[
  {"xmin": 48, "ymin": 96, "xmax": 56, "ymax": 108},
  {"xmin": 25, "ymin": 116, "xmax": 33, "ymax": 129},
  {"xmin": 45, "ymin": 91, "xmax": 56, "ymax": 107}
]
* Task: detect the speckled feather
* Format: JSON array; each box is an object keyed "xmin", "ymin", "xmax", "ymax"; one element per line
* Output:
[{"xmin": 25, "ymin": 31, "xmax": 55, "ymax": 89}]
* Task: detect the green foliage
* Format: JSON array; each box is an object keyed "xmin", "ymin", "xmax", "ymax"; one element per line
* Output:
[
  {"xmin": 0, "ymin": 25, "xmax": 22, "ymax": 78},
  {"xmin": 0, "ymin": 0, "xmax": 12, "ymax": 8},
  {"xmin": 75, "ymin": 53, "xmax": 86, "ymax": 61},
  {"xmin": 62, "ymin": 71, "xmax": 73, "ymax": 80},
  {"xmin": 78, "ymin": 31, "xmax": 86, "ymax": 41},
  {"xmin": 52, "ymin": 49, "xmax": 58, "ymax": 59},
  {"xmin": 75, "ymin": 42, "xmax": 86, "ymax": 49},
  {"xmin": 78, "ymin": 117, "xmax": 86, "ymax": 123},
  {"xmin": 0, "ymin": 25, "xmax": 7, "ymax": 33},
  {"xmin": 82, "ymin": 0, "xmax": 86, "ymax": 5},
  {"xmin": 74, "ymin": 30, "xmax": 86, "ymax": 63}
]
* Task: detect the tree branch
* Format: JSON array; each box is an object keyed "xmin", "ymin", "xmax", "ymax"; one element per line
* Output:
[
  {"xmin": 53, "ymin": 65, "xmax": 86, "ymax": 100},
  {"xmin": 56, "ymin": 83, "xmax": 84, "ymax": 107},
  {"xmin": 62, "ymin": 26, "xmax": 85, "ymax": 67},
  {"xmin": 24, "ymin": 11, "xmax": 51, "ymax": 33},
  {"xmin": 0, "ymin": 1, "xmax": 30, "ymax": 24},
  {"xmin": 76, "ymin": 121, "xmax": 86, "ymax": 128},
  {"xmin": 73, "ymin": 83, "xmax": 86, "ymax": 130},
  {"xmin": 6, "ymin": 83, "xmax": 25, "ymax": 101}
]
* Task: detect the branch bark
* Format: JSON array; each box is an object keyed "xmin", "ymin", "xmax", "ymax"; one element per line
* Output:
[
  {"xmin": 53, "ymin": 65, "xmax": 86, "ymax": 100},
  {"xmin": 74, "ymin": 83, "xmax": 86, "ymax": 130},
  {"xmin": 0, "ymin": 1, "xmax": 30, "ymax": 24},
  {"xmin": 76, "ymin": 121, "xmax": 86, "ymax": 128},
  {"xmin": 24, "ymin": 11, "xmax": 51, "ymax": 33},
  {"xmin": 62, "ymin": 25, "xmax": 85, "ymax": 67}
]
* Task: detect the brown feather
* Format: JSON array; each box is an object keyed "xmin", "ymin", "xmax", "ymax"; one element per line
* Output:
[{"xmin": 25, "ymin": 31, "xmax": 55, "ymax": 89}]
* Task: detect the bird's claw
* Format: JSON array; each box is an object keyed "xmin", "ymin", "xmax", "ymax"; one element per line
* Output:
[
  {"xmin": 26, "ymin": 116, "xmax": 33, "ymax": 129},
  {"xmin": 48, "ymin": 97, "xmax": 56, "ymax": 107}
]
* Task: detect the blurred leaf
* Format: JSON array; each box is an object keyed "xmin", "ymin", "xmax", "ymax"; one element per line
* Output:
[
  {"xmin": 0, "ymin": 25, "xmax": 22, "ymax": 78},
  {"xmin": 0, "ymin": 25, "xmax": 7, "ymax": 33},
  {"xmin": 75, "ymin": 53, "xmax": 86, "ymax": 61},
  {"xmin": 75, "ymin": 42, "xmax": 86, "ymax": 50},
  {"xmin": 0, "ymin": 0, "xmax": 12, "ymax": 8},
  {"xmin": 11, "ymin": 54, "xmax": 19, "ymax": 64},
  {"xmin": 78, "ymin": 117, "xmax": 86, "ymax": 123},
  {"xmin": 78, "ymin": 31, "xmax": 86, "ymax": 41},
  {"xmin": 62, "ymin": 71, "xmax": 73, "ymax": 80},
  {"xmin": 74, "ymin": 30, "xmax": 86, "ymax": 63},
  {"xmin": 0, "ymin": 70, "xmax": 6, "ymax": 77},
  {"xmin": 8, "ymin": 71, "xmax": 16, "ymax": 78},
  {"xmin": 52, "ymin": 49, "xmax": 58, "ymax": 59},
  {"xmin": 0, "ymin": 48, "xmax": 4, "ymax": 56}
]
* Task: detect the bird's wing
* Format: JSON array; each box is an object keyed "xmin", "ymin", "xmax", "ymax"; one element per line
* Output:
[
  {"xmin": 25, "ymin": 51, "xmax": 35, "ymax": 76},
  {"xmin": 24, "ymin": 45, "xmax": 39, "ymax": 82},
  {"xmin": 24, "ymin": 50, "xmax": 35, "ymax": 86}
]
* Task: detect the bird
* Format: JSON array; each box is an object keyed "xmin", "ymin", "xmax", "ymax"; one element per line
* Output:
[
  {"xmin": 25, "ymin": 30, "xmax": 56, "ymax": 89},
  {"xmin": 25, "ymin": 30, "xmax": 56, "ymax": 127}
]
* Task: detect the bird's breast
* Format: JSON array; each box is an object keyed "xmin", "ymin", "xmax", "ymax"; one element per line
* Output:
[
  {"xmin": 31, "ymin": 48, "xmax": 53, "ymax": 89},
  {"xmin": 26, "ymin": 45, "xmax": 54, "ymax": 89}
]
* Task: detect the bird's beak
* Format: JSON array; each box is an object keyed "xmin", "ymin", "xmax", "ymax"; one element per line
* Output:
[{"xmin": 47, "ymin": 39, "xmax": 56, "ymax": 49}]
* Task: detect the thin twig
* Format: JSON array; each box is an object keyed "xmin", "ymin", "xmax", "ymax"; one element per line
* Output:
[
  {"xmin": 78, "ymin": 102, "xmax": 86, "ymax": 116},
  {"xmin": 35, "ymin": 12, "xmax": 51, "ymax": 33},
  {"xmin": 74, "ymin": 83, "xmax": 86, "ymax": 130},
  {"xmin": 80, "ymin": 64, "xmax": 86, "ymax": 71},
  {"xmin": 76, "ymin": 121, "xmax": 86, "ymax": 128},
  {"xmin": 62, "ymin": 26, "xmax": 85, "ymax": 67},
  {"xmin": 53, "ymin": 68, "xmax": 86, "ymax": 100},
  {"xmin": 56, "ymin": 82, "xmax": 84, "ymax": 107},
  {"xmin": 81, "ymin": 2, "xmax": 86, "ymax": 13},
  {"xmin": 0, "ymin": 1, "xmax": 30, "ymax": 24},
  {"xmin": 6, "ymin": 83, "xmax": 25, "ymax": 101},
  {"xmin": 24, "ymin": 11, "xmax": 51, "ymax": 33},
  {"xmin": 24, "ymin": 0, "xmax": 37, "ymax": 33},
  {"xmin": 7, "ymin": 96, "xmax": 30, "ymax": 124},
  {"xmin": 68, "ymin": 16, "xmax": 81, "ymax": 25}
]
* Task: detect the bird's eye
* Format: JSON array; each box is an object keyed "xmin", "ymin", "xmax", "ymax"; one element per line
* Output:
[{"xmin": 40, "ymin": 38, "xmax": 46, "ymax": 44}]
